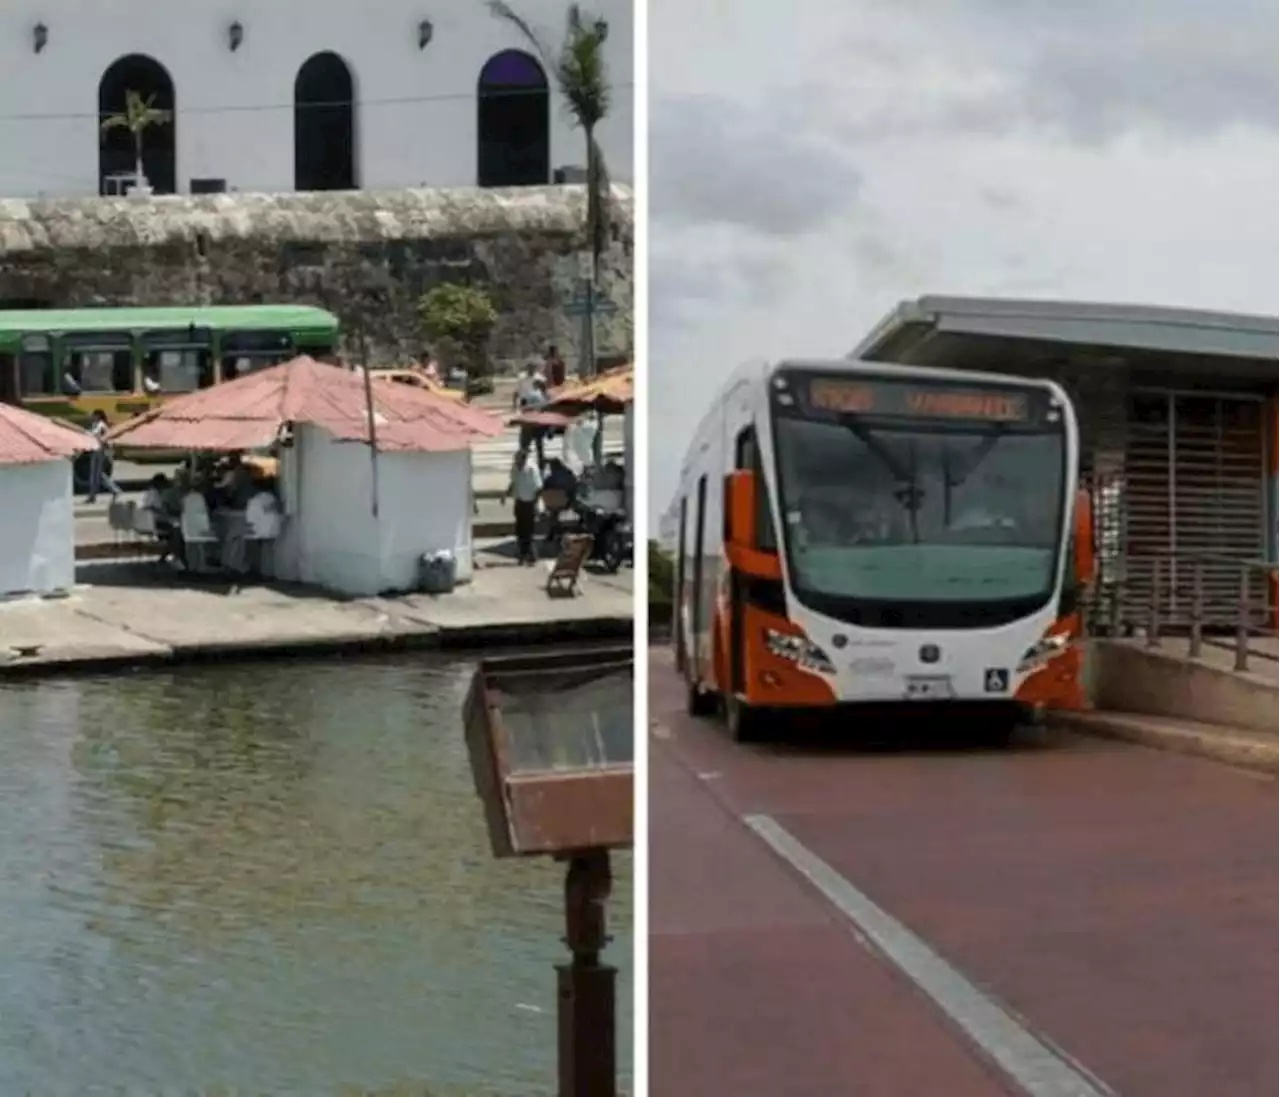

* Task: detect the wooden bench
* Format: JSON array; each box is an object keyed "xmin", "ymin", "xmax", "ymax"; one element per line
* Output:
[{"xmin": 546, "ymin": 533, "xmax": 594, "ymax": 597}]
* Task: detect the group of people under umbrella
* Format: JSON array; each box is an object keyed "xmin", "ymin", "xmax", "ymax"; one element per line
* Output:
[
  {"xmin": 75, "ymin": 352, "xmax": 631, "ymax": 583},
  {"xmin": 505, "ymin": 359, "xmax": 633, "ymax": 569}
]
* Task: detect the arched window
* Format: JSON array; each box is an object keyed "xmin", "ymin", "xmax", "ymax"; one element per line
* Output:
[
  {"xmin": 98, "ymin": 54, "xmax": 176, "ymax": 195},
  {"xmin": 477, "ymin": 49, "xmax": 550, "ymax": 188},
  {"xmin": 295, "ymin": 52, "xmax": 357, "ymax": 191}
]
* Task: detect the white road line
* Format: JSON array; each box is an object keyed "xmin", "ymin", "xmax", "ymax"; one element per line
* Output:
[{"xmin": 742, "ymin": 814, "xmax": 1118, "ymax": 1097}]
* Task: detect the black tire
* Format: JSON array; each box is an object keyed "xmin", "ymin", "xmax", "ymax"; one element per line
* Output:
[
  {"xmin": 724, "ymin": 693, "xmax": 767, "ymax": 743},
  {"xmin": 686, "ymin": 679, "xmax": 717, "ymax": 718}
]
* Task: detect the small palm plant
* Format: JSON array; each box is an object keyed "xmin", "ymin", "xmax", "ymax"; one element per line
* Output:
[
  {"xmin": 486, "ymin": 2, "xmax": 612, "ymax": 285},
  {"xmin": 100, "ymin": 89, "xmax": 172, "ymax": 193}
]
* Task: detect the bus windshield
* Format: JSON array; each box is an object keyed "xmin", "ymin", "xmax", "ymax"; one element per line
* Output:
[{"xmin": 771, "ymin": 372, "xmax": 1068, "ymax": 627}]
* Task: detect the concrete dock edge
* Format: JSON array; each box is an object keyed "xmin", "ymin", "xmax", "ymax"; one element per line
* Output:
[{"xmin": 0, "ymin": 615, "xmax": 633, "ymax": 681}]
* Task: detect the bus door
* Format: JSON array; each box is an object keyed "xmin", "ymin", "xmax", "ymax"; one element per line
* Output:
[
  {"xmin": 689, "ymin": 475, "xmax": 708, "ymax": 683},
  {"xmin": 0, "ymin": 351, "xmax": 16, "ymax": 405},
  {"xmin": 16, "ymin": 334, "xmax": 57, "ymax": 404}
]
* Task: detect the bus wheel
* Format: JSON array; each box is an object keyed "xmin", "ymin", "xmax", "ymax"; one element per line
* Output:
[
  {"xmin": 725, "ymin": 693, "xmax": 765, "ymax": 743},
  {"xmin": 686, "ymin": 680, "xmax": 717, "ymax": 718}
]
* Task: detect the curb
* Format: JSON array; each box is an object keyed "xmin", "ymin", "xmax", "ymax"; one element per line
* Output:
[
  {"xmin": 75, "ymin": 523, "xmax": 521, "ymax": 561},
  {"xmin": 0, "ymin": 615, "xmax": 635, "ymax": 681},
  {"xmin": 1049, "ymin": 710, "xmax": 1278, "ymax": 774}
]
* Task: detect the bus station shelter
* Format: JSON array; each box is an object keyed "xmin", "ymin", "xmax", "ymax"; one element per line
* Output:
[{"xmin": 851, "ymin": 296, "xmax": 1279, "ymax": 627}]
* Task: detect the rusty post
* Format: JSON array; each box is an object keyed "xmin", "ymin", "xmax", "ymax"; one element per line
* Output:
[
  {"xmin": 1235, "ymin": 565, "xmax": 1250, "ymax": 672},
  {"xmin": 1189, "ymin": 557, "xmax": 1203, "ymax": 659},
  {"xmin": 1147, "ymin": 558, "xmax": 1162, "ymax": 648},
  {"xmin": 558, "ymin": 849, "xmax": 616, "ymax": 1097}
]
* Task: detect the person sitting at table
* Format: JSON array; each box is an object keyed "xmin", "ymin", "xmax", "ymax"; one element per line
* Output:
[
  {"xmin": 180, "ymin": 487, "xmax": 217, "ymax": 572},
  {"xmin": 244, "ymin": 484, "xmax": 283, "ymax": 575},
  {"xmin": 137, "ymin": 473, "xmax": 178, "ymax": 556}
]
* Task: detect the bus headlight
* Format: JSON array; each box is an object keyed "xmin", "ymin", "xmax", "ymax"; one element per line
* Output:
[
  {"xmin": 1017, "ymin": 633, "xmax": 1070, "ymax": 674},
  {"xmin": 763, "ymin": 629, "xmax": 836, "ymax": 675}
]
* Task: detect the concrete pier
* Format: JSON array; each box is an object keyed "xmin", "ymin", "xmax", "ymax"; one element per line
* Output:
[{"xmin": 0, "ymin": 543, "xmax": 632, "ymax": 678}]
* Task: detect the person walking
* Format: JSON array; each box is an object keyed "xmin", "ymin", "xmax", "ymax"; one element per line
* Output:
[
  {"xmin": 506, "ymin": 447, "xmax": 544, "ymax": 566},
  {"xmin": 86, "ymin": 410, "xmax": 122, "ymax": 504},
  {"xmin": 544, "ymin": 344, "xmax": 567, "ymax": 390}
]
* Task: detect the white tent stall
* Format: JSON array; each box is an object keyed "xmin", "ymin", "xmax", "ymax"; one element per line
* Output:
[
  {"xmin": 0, "ymin": 403, "xmax": 94, "ymax": 598},
  {"xmin": 107, "ymin": 357, "xmax": 505, "ymax": 598},
  {"xmin": 270, "ymin": 420, "xmax": 476, "ymax": 597}
]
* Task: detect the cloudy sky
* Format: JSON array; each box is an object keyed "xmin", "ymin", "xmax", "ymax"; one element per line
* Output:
[{"xmin": 647, "ymin": 0, "xmax": 1278, "ymax": 520}]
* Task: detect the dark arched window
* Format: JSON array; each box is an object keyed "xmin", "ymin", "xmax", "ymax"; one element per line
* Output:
[
  {"xmin": 98, "ymin": 54, "xmax": 176, "ymax": 195},
  {"xmin": 477, "ymin": 50, "xmax": 550, "ymax": 187},
  {"xmin": 295, "ymin": 52, "xmax": 356, "ymax": 191}
]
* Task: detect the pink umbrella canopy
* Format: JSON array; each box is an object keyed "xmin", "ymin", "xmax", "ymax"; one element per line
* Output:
[
  {"xmin": 0, "ymin": 402, "xmax": 96, "ymax": 466},
  {"xmin": 108, "ymin": 356, "xmax": 506, "ymax": 453}
]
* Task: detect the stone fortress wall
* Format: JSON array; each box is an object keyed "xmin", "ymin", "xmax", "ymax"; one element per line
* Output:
[{"xmin": 0, "ymin": 184, "xmax": 634, "ymax": 372}]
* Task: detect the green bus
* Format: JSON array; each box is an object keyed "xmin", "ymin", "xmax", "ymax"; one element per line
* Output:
[{"xmin": 0, "ymin": 304, "xmax": 341, "ymax": 428}]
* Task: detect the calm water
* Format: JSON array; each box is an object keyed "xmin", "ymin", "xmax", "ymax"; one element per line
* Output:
[{"xmin": 0, "ymin": 654, "xmax": 633, "ymax": 1096}]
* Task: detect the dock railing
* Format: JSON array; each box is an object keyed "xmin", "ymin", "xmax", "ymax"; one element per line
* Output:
[{"xmin": 1095, "ymin": 553, "xmax": 1278, "ymax": 673}]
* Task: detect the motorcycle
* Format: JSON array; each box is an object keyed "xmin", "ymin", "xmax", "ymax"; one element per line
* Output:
[{"xmin": 574, "ymin": 499, "xmax": 633, "ymax": 574}]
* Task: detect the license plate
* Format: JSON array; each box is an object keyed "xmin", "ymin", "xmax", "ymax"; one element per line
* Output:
[{"xmin": 904, "ymin": 674, "xmax": 954, "ymax": 700}]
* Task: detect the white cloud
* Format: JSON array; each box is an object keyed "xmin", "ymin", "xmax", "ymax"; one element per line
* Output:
[{"xmin": 647, "ymin": 0, "xmax": 1278, "ymax": 520}]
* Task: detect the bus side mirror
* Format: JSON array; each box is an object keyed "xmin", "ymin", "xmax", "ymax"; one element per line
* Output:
[
  {"xmin": 725, "ymin": 470, "xmax": 756, "ymax": 550},
  {"xmin": 1073, "ymin": 488, "xmax": 1095, "ymax": 586}
]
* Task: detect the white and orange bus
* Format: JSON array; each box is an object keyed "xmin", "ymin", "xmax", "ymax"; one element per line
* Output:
[{"xmin": 672, "ymin": 358, "xmax": 1095, "ymax": 741}]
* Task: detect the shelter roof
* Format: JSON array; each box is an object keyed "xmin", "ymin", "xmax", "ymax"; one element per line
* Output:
[
  {"xmin": 851, "ymin": 295, "xmax": 1278, "ymax": 381},
  {"xmin": 108, "ymin": 356, "xmax": 505, "ymax": 453},
  {"xmin": 0, "ymin": 402, "xmax": 95, "ymax": 466}
]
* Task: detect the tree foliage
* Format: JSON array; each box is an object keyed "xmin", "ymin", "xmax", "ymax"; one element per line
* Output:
[
  {"xmin": 100, "ymin": 89, "xmax": 172, "ymax": 147},
  {"xmin": 486, "ymin": 2, "xmax": 613, "ymax": 276},
  {"xmin": 648, "ymin": 540, "xmax": 675, "ymax": 620},
  {"xmin": 419, "ymin": 283, "xmax": 499, "ymax": 376}
]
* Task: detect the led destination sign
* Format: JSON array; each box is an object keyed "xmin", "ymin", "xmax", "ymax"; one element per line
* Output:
[{"xmin": 801, "ymin": 376, "xmax": 1041, "ymax": 424}]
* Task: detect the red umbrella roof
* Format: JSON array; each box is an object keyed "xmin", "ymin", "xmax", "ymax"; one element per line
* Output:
[
  {"xmin": 547, "ymin": 364, "xmax": 634, "ymax": 411},
  {"xmin": 108, "ymin": 356, "xmax": 505, "ymax": 453},
  {"xmin": 508, "ymin": 364, "xmax": 635, "ymax": 427},
  {"xmin": 0, "ymin": 402, "xmax": 96, "ymax": 466}
]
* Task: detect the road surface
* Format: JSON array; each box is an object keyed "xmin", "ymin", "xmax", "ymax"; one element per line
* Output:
[{"xmin": 649, "ymin": 647, "xmax": 1277, "ymax": 1097}]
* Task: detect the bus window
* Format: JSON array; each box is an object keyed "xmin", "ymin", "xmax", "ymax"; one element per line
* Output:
[
  {"xmin": 222, "ymin": 330, "xmax": 294, "ymax": 380},
  {"xmin": 62, "ymin": 332, "xmax": 134, "ymax": 394},
  {"xmin": 17, "ymin": 334, "xmax": 55, "ymax": 396},
  {"xmin": 141, "ymin": 329, "xmax": 214, "ymax": 393},
  {"xmin": 734, "ymin": 426, "xmax": 776, "ymax": 551}
]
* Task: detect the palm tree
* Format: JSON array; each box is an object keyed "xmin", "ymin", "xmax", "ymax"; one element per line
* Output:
[
  {"xmin": 487, "ymin": 2, "xmax": 612, "ymax": 376},
  {"xmin": 100, "ymin": 89, "xmax": 173, "ymax": 193}
]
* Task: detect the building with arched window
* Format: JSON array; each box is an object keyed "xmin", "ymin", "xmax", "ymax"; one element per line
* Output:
[{"xmin": 0, "ymin": 0, "xmax": 632, "ymax": 199}]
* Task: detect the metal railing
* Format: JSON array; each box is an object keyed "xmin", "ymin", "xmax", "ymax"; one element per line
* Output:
[{"xmin": 1094, "ymin": 553, "xmax": 1278, "ymax": 673}]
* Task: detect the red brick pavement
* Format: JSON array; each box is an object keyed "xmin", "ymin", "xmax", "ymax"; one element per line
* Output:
[{"xmin": 649, "ymin": 647, "xmax": 1278, "ymax": 1097}]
